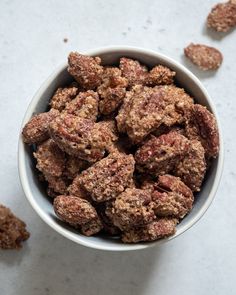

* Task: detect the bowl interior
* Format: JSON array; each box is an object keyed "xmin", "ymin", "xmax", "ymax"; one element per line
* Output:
[{"xmin": 19, "ymin": 47, "xmax": 223, "ymax": 251}]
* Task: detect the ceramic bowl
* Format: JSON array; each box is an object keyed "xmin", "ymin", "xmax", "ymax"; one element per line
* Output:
[{"xmin": 18, "ymin": 46, "xmax": 224, "ymax": 251}]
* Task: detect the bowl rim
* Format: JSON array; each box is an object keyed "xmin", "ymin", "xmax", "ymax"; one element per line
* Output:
[{"xmin": 18, "ymin": 45, "xmax": 224, "ymax": 251}]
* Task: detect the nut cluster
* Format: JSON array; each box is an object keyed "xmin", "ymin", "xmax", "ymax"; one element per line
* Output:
[{"xmin": 22, "ymin": 52, "xmax": 220, "ymax": 243}]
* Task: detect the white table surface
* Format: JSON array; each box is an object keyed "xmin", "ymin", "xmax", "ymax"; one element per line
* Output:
[{"xmin": 0, "ymin": 0, "xmax": 235, "ymax": 294}]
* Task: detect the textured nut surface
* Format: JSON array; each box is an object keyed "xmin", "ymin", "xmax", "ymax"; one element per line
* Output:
[
  {"xmin": 185, "ymin": 104, "xmax": 220, "ymax": 158},
  {"xmin": 22, "ymin": 109, "xmax": 59, "ymax": 144},
  {"xmin": 50, "ymin": 86, "xmax": 78, "ymax": 111},
  {"xmin": 207, "ymin": 1, "xmax": 236, "ymax": 32},
  {"xmin": 67, "ymin": 175, "xmax": 91, "ymax": 200},
  {"xmin": 135, "ymin": 132, "xmax": 190, "ymax": 176},
  {"xmin": 146, "ymin": 65, "xmax": 175, "ymax": 86},
  {"xmin": 68, "ymin": 52, "xmax": 103, "ymax": 89},
  {"xmin": 116, "ymin": 85, "xmax": 193, "ymax": 143},
  {"xmin": 64, "ymin": 156, "xmax": 89, "ymax": 179},
  {"xmin": 63, "ymin": 90, "xmax": 99, "ymax": 121},
  {"xmin": 98, "ymin": 67, "xmax": 128, "ymax": 115},
  {"xmin": 46, "ymin": 175, "xmax": 69, "ymax": 196},
  {"xmin": 96, "ymin": 203, "xmax": 120, "ymax": 235},
  {"xmin": 79, "ymin": 152, "xmax": 135, "ymax": 202},
  {"xmin": 119, "ymin": 57, "xmax": 148, "ymax": 87},
  {"xmin": 49, "ymin": 114, "xmax": 117, "ymax": 162},
  {"xmin": 122, "ymin": 218, "xmax": 177, "ymax": 243},
  {"xmin": 0, "ymin": 204, "xmax": 30, "ymax": 249},
  {"xmin": 106, "ymin": 188, "xmax": 156, "ymax": 230},
  {"xmin": 175, "ymin": 140, "xmax": 206, "ymax": 191},
  {"xmin": 53, "ymin": 195, "xmax": 102, "ymax": 235},
  {"xmin": 184, "ymin": 43, "xmax": 223, "ymax": 70},
  {"xmin": 34, "ymin": 139, "xmax": 66, "ymax": 177},
  {"xmin": 151, "ymin": 175, "xmax": 194, "ymax": 218}
]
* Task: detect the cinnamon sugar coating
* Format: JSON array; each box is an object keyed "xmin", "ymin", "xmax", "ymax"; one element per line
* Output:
[{"xmin": 50, "ymin": 86, "xmax": 78, "ymax": 111}]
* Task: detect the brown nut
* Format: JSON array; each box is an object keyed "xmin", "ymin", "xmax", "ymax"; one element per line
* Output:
[
  {"xmin": 49, "ymin": 114, "xmax": 117, "ymax": 162},
  {"xmin": 116, "ymin": 85, "xmax": 193, "ymax": 143},
  {"xmin": 135, "ymin": 132, "xmax": 190, "ymax": 176},
  {"xmin": 175, "ymin": 140, "xmax": 206, "ymax": 192},
  {"xmin": 33, "ymin": 139, "xmax": 66, "ymax": 177},
  {"xmin": 50, "ymin": 86, "xmax": 79, "ymax": 111},
  {"xmin": 98, "ymin": 67, "xmax": 128, "ymax": 115},
  {"xmin": 53, "ymin": 195, "xmax": 102, "ymax": 235},
  {"xmin": 184, "ymin": 43, "xmax": 223, "ymax": 70},
  {"xmin": 121, "ymin": 218, "xmax": 178, "ymax": 243},
  {"xmin": 64, "ymin": 155, "xmax": 89, "ymax": 179},
  {"xmin": 207, "ymin": 1, "xmax": 236, "ymax": 32},
  {"xmin": 106, "ymin": 188, "xmax": 156, "ymax": 231},
  {"xmin": 46, "ymin": 175, "xmax": 69, "ymax": 196},
  {"xmin": 151, "ymin": 175, "xmax": 194, "ymax": 218},
  {"xmin": 95, "ymin": 203, "xmax": 121, "ymax": 235},
  {"xmin": 68, "ymin": 52, "xmax": 103, "ymax": 89},
  {"xmin": 79, "ymin": 152, "xmax": 135, "ymax": 202},
  {"xmin": 119, "ymin": 57, "xmax": 148, "ymax": 87},
  {"xmin": 146, "ymin": 65, "xmax": 175, "ymax": 86},
  {"xmin": 0, "ymin": 204, "xmax": 30, "ymax": 249},
  {"xmin": 67, "ymin": 175, "xmax": 91, "ymax": 201},
  {"xmin": 185, "ymin": 104, "xmax": 220, "ymax": 158},
  {"xmin": 22, "ymin": 109, "xmax": 59, "ymax": 144},
  {"xmin": 63, "ymin": 90, "xmax": 99, "ymax": 121}
]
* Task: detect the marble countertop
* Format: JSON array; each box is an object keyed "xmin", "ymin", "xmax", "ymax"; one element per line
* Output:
[{"xmin": 0, "ymin": 0, "xmax": 235, "ymax": 294}]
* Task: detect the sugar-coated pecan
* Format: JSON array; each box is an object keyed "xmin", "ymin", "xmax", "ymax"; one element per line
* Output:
[
  {"xmin": 185, "ymin": 104, "xmax": 220, "ymax": 158},
  {"xmin": 63, "ymin": 90, "xmax": 99, "ymax": 121},
  {"xmin": 135, "ymin": 132, "xmax": 190, "ymax": 176},
  {"xmin": 184, "ymin": 43, "xmax": 223, "ymax": 70},
  {"xmin": 79, "ymin": 152, "xmax": 135, "ymax": 202},
  {"xmin": 207, "ymin": 1, "xmax": 236, "ymax": 32},
  {"xmin": 146, "ymin": 65, "xmax": 175, "ymax": 86},
  {"xmin": 106, "ymin": 188, "xmax": 156, "ymax": 230},
  {"xmin": 22, "ymin": 109, "xmax": 59, "ymax": 144},
  {"xmin": 34, "ymin": 139, "xmax": 66, "ymax": 177},
  {"xmin": 122, "ymin": 218, "xmax": 178, "ymax": 243},
  {"xmin": 53, "ymin": 195, "xmax": 103, "ymax": 235},
  {"xmin": 68, "ymin": 52, "xmax": 103, "ymax": 89},
  {"xmin": 119, "ymin": 57, "xmax": 148, "ymax": 87},
  {"xmin": 50, "ymin": 86, "xmax": 79, "ymax": 111},
  {"xmin": 98, "ymin": 67, "xmax": 128, "ymax": 114},
  {"xmin": 0, "ymin": 204, "xmax": 30, "ymax": 249},
  {"xmin": 49, "ymin": 114, "xmax": 117, "ymax": 162}
]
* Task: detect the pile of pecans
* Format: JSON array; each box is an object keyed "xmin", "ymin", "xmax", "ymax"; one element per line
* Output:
[{"xmin": 22, "ymin": 52, "xmax": 220, "ymax": 243}]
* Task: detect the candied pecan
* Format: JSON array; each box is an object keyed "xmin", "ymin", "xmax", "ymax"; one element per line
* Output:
[
  {"xmin": 0, "ymin": 204, "xmax": 30, "ymax": 249},
  {"xmin": 50, "ymin": 86, "xmax": 78, "ymax": 111},
  {"xmin": 63, "ymin": 90, "xmax": 99, "ymax": 121},
  {"xmin": 184, "ymin": 43, "xmax": 223, "ymax": 70},
  {"xmin": 116, "ymin": 85, "xmax": 193, "ymax": 143},
  {"xmin": 22, "ymin": 109, "xmax": 59, "ymax": 144},
  {"xmin": 106, "ymin": 188, "xmax": 156, "ymax": 230},
  {"xmin": 46, "ymin": 175, "xmax": 69, "ymax": 196},
  {"xmin": 49, "ymin": 114, "xmax": 117, "ymax": 162},
  {"xmin": 135, "ymin": 132, "xmax": 190, "ymax": 176},
  {"xmin": 67, "ymin": 175, "xmax": 91, "ymax": 200},
  {"xmin": 64, "ymin": 155, "xmax": 89, "ymax": 179},
  {"xmin": 122, "ymin": 218, "xmax": 177, "ymax": 243},
  {"xmin": 146, "ymin": 65, "xmax": 175, "ymax": 86},
  {"xmin": 185, "ymin": 104, "xmax": 220, "ymax": 158},
  {"xmin": 34, "ymin": 139, "xmax": 66, "ymax": 177},
  {"xmin": 53, "ymin": 195, "xmax": 102, "ymax": 235},
  {"xmin": 96, "ymin": 203, "xmax": 120, "ymax": 235},
  {"xmin": 151, "ymin": 175, "xmax": 194, "ymax": 218},
  {"xmin": 98, "ymin": 67, "xmax": 128, "ymax": 115},
  {"xmin": 79, "ymin": 152, "xmax": 135, "ymax": 202},
  {"xmin": 175, "ymin": 140, "xmax": 206, "ymax": 192},
  {"xmin": 207, "ymin": 1, "xmax": 236, "ymax": 32},
  {"xmin": 68, "ymin": 52, "xmax": 103, "ymax": 89},
  {"xmin": 119, "ymin": 57, "xmax": 148, "ymax": 86}
]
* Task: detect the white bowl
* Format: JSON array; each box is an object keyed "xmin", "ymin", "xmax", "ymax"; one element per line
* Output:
[{"xmin": 18, "ymin": 46, "xmax": 224, "ymax": 251}]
